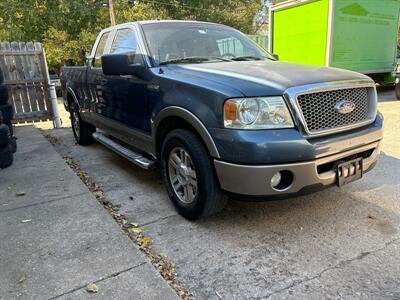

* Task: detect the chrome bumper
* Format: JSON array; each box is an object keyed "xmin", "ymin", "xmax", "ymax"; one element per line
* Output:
[{"xmin": 214, "ymin": 140, "xmax": 382, "ymax": 196}]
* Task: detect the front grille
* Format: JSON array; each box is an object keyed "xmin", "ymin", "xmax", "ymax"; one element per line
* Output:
[{"xmin": 297, "ymin": 87, "xmax": 370, "ymax": 134}]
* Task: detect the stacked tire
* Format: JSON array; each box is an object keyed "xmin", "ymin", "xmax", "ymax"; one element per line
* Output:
[{"xmin": 0, "ymin": 67, "xmax": 16, "ymax": 169}]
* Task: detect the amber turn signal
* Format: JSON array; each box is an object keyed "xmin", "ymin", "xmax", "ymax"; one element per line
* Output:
[{"xmin": 224, "ymin": 101, "xmax": 237, "ymax": 121}]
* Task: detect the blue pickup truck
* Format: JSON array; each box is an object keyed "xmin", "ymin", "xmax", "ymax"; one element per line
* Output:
[{"xmin": 61, "ymin": 20, "xmax": 383, "ymax": 220}]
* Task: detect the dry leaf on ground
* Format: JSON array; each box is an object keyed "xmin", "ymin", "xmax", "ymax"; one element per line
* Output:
[{"xmin": 86, "ymin": 283, "xmax": 99, "ymax": 293}]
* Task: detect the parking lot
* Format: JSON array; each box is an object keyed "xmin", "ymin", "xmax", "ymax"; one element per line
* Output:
[{"xmin": 46, "ymin": 88, "xmax": 400, "ymax": 299}]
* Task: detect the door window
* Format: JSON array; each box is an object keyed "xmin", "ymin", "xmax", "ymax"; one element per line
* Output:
[
  {"xmin": 93, "ymin": 32, "xmax": 110, "ymax": 67},
  {"xmin": 110, "ymin": 29, "xmax": 137, "ymax": 54}
]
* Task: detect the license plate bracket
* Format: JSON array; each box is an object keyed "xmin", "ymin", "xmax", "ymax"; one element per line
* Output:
[{"xmin": 337, "ymin": 158, "xmax": 363, "ymax": 187}]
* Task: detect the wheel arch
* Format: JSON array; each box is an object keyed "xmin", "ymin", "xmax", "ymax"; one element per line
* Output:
[
  {"xmin": 66, "ymin": 87, "xmax": 80, "ymax": 110},
  {"xmin": 153, "ymin": 106, "xmax": 220, "ymax": 159}
]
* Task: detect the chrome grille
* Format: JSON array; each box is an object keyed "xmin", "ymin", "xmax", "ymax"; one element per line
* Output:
[{"xmin": 296, "ymin": 87, "xmax": 370, "ymax": 134}]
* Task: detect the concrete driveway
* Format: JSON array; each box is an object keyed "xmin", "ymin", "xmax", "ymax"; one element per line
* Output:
[{"xmin": 46, "ymin": 88, "xmax": 400, "ymax": 299}]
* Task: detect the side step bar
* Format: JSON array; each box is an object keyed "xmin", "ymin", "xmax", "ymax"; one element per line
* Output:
[{"xmin": 92, "ymin": 132, "xmax": 156, "ymax": 170}]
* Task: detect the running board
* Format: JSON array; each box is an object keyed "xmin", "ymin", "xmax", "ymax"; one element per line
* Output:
[{"xmin": 92, "ymin": 132, "xmax": 156, "ymax": 170}]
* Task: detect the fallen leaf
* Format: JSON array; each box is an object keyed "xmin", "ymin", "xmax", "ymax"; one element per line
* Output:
[
  {"xmin": 141, "ymin": 236, "xmax": 152, "ymax": 247},
  {"xmin": 18, "ymin": 276, "xmax": 26, "ymax": 284},
  {"xmin": 16, "ymin": 192, "xmax": 26, "ymax": 197},
  {"xmin": 86, "ymin": 283, "xmax": 98, "ymax": 293},
  {"xmin": 128, "ymin": 227, "xmax": 142, "ymax": 234},
  {"xmin": 21, "ymin": 219, "xmax": 31, "ymax": 223}
]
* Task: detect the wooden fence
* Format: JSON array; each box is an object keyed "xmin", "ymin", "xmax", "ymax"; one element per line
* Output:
[{"xmin": 0, "ymin": 42, "xmax": 53, "ymax": 123}]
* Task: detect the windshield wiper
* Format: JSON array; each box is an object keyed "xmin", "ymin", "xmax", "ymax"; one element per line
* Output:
[
  {"xmin": 230, "ymin": 56, "xmax": 265, "ymax": 61},
  {"xmin": 159, "ymin": 56, "xmax": 231, "ymax": 66}
]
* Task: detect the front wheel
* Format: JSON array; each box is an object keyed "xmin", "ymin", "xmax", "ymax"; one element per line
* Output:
[
  {"xmin": 161, "ymin": 129, "xmax": 227, "ymax": 220},
  {"xmin": 395, "ymin": 78, "xmax": 400, "ymax": 100},
  {"xmin": 70, "ymin": 102, "xmax": 95, "ymax": 145}
]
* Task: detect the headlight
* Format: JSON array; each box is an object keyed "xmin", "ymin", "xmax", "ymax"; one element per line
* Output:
[{"xmin": 224, "ymin": 97, "xmax": 294, "ymax": 129}]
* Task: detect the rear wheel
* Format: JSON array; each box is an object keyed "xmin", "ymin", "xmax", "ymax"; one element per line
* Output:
[
  {"xmin": 70, "ymin": 102, "xmax": 95, "ymax": 145},
  {"xmin": 395, "ymin": 78, "xmax": 400, "ymax": 100},
  {"xmin": 161, "ymin": 129, "xmax": 227, "ymax": 220}
]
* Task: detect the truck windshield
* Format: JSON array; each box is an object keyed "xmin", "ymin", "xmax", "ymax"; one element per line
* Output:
[{"xmin": 141, "ymin": 22, "xmax": 274, "ymax": 66}]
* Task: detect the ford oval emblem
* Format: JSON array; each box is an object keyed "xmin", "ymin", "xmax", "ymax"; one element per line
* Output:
[{"xmin": 335, "ymin": 100, "xmax": 356, "ymax": 114}]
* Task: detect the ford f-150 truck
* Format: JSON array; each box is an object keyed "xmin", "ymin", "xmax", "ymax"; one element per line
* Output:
[{"xmin": 61, "ymin": 20, "xmax": 383, "ymax": 220}]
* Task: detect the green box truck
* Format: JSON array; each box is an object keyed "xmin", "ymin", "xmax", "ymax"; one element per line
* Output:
[{"xmin": 269, "ymin": 0, "xmax": 400, "ymax": 86}]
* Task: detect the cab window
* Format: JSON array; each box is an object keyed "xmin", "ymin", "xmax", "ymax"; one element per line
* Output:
[
  {"xmin": 110, "ymin": 28, "xmax": 138, "ymax": 55},
  {"xmin": 93, "ymin": 32, "xmax": 110, "ymax": 67},
  {"xmin": 110, "ymin": 28, "xmax": 144, "ymax": 66}
]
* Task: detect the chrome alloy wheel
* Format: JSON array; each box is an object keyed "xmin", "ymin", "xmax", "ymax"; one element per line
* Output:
[
  {"xmin": 72, "ymin": 110, "xmax": 80, "ymax": 139},
  {"xmin": 168, "ymin": 147, "xmax": 198, "ymax": 204}
]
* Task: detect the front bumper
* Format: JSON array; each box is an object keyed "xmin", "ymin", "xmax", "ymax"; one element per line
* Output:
[{"xmin": 214, "ymin": 138, "xmax": 382, "ymax": 197}]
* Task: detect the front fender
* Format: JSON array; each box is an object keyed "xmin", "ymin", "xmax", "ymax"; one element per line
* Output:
[{"xmin": 152, "ymin": 106, "xmax": 220, "ymax": 158}]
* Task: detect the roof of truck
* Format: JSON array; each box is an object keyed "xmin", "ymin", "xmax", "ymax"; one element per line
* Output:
[
  {"xmin": 99, "ymin": 20, "xmax": 231, "ymax": 35},
  {"xmin": 137, "ymin": 20, "xmax": 219, "ymax": 25}
]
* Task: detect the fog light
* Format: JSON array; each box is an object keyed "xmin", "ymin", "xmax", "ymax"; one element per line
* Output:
[{"xmin": 270, "ymin": 172, "xmax": 282, "ymax": 188}]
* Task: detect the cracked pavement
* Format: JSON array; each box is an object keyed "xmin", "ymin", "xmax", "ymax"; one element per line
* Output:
[{"xmin": 42, "ymin": 88, "xmax": 400, "ymax": 299}]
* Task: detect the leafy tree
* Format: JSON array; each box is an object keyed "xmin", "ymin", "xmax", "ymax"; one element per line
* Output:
[
  {"xmin": 43, "ymin": 28, "xmax": 98, "ymax": 69},
  {"xmin": 0, "ymin": 0, "xmax": 263, "ymax": 70},
  {"xmin": 142, "ymin": 0, "xmax": 262, "ymax": 33}
]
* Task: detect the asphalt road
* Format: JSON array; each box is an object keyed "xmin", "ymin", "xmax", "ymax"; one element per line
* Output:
[{"xmin": 47, "ymin": 88, "xmax": 400, "ymax": 299}]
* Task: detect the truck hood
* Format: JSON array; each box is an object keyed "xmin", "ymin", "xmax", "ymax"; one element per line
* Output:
[{"xmin": 171, "ymin": 60, "xmax": 371, "ymax": 96}]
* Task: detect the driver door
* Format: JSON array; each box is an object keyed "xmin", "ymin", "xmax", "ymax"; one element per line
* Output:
[{"xmin": 103, "ymin": 27, "xmax": 150, "ymax": 133}]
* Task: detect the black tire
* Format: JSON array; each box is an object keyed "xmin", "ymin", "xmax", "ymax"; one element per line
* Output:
[
  {"xmin": 10, "ymin": 136, "xmax": 17, "ymax": 153},
  {"xmin": 4, "ymin": 121, "xmax": 13, "ymax": 136},
  {"xmin": 70, "ymin": 102, "xmax": 95, "ymax": 145},
  {"xmin": 161, "ymin": 129, "xmax": 227, "ymax": 220},
  {"xmin": 0, "ymin": 67, "xmax": 3, "ymax": 84},
  {"xmin": 0, "ymin": 85, "xmax": 9, "ymax": 105},
  {"xmin": 0, "ymin": 103, "xmax": 13, "ymax": 123},
  {"xmin": 0, "ymin": 144, "xmax": 13, "ymax": 169},
  {"xmin": 0, "ymin": 124, "xmax": 10, "ymax": 147},
  {"xmin": 395, "ymin": 80, "xmax": 400, "ymax": 100}
]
